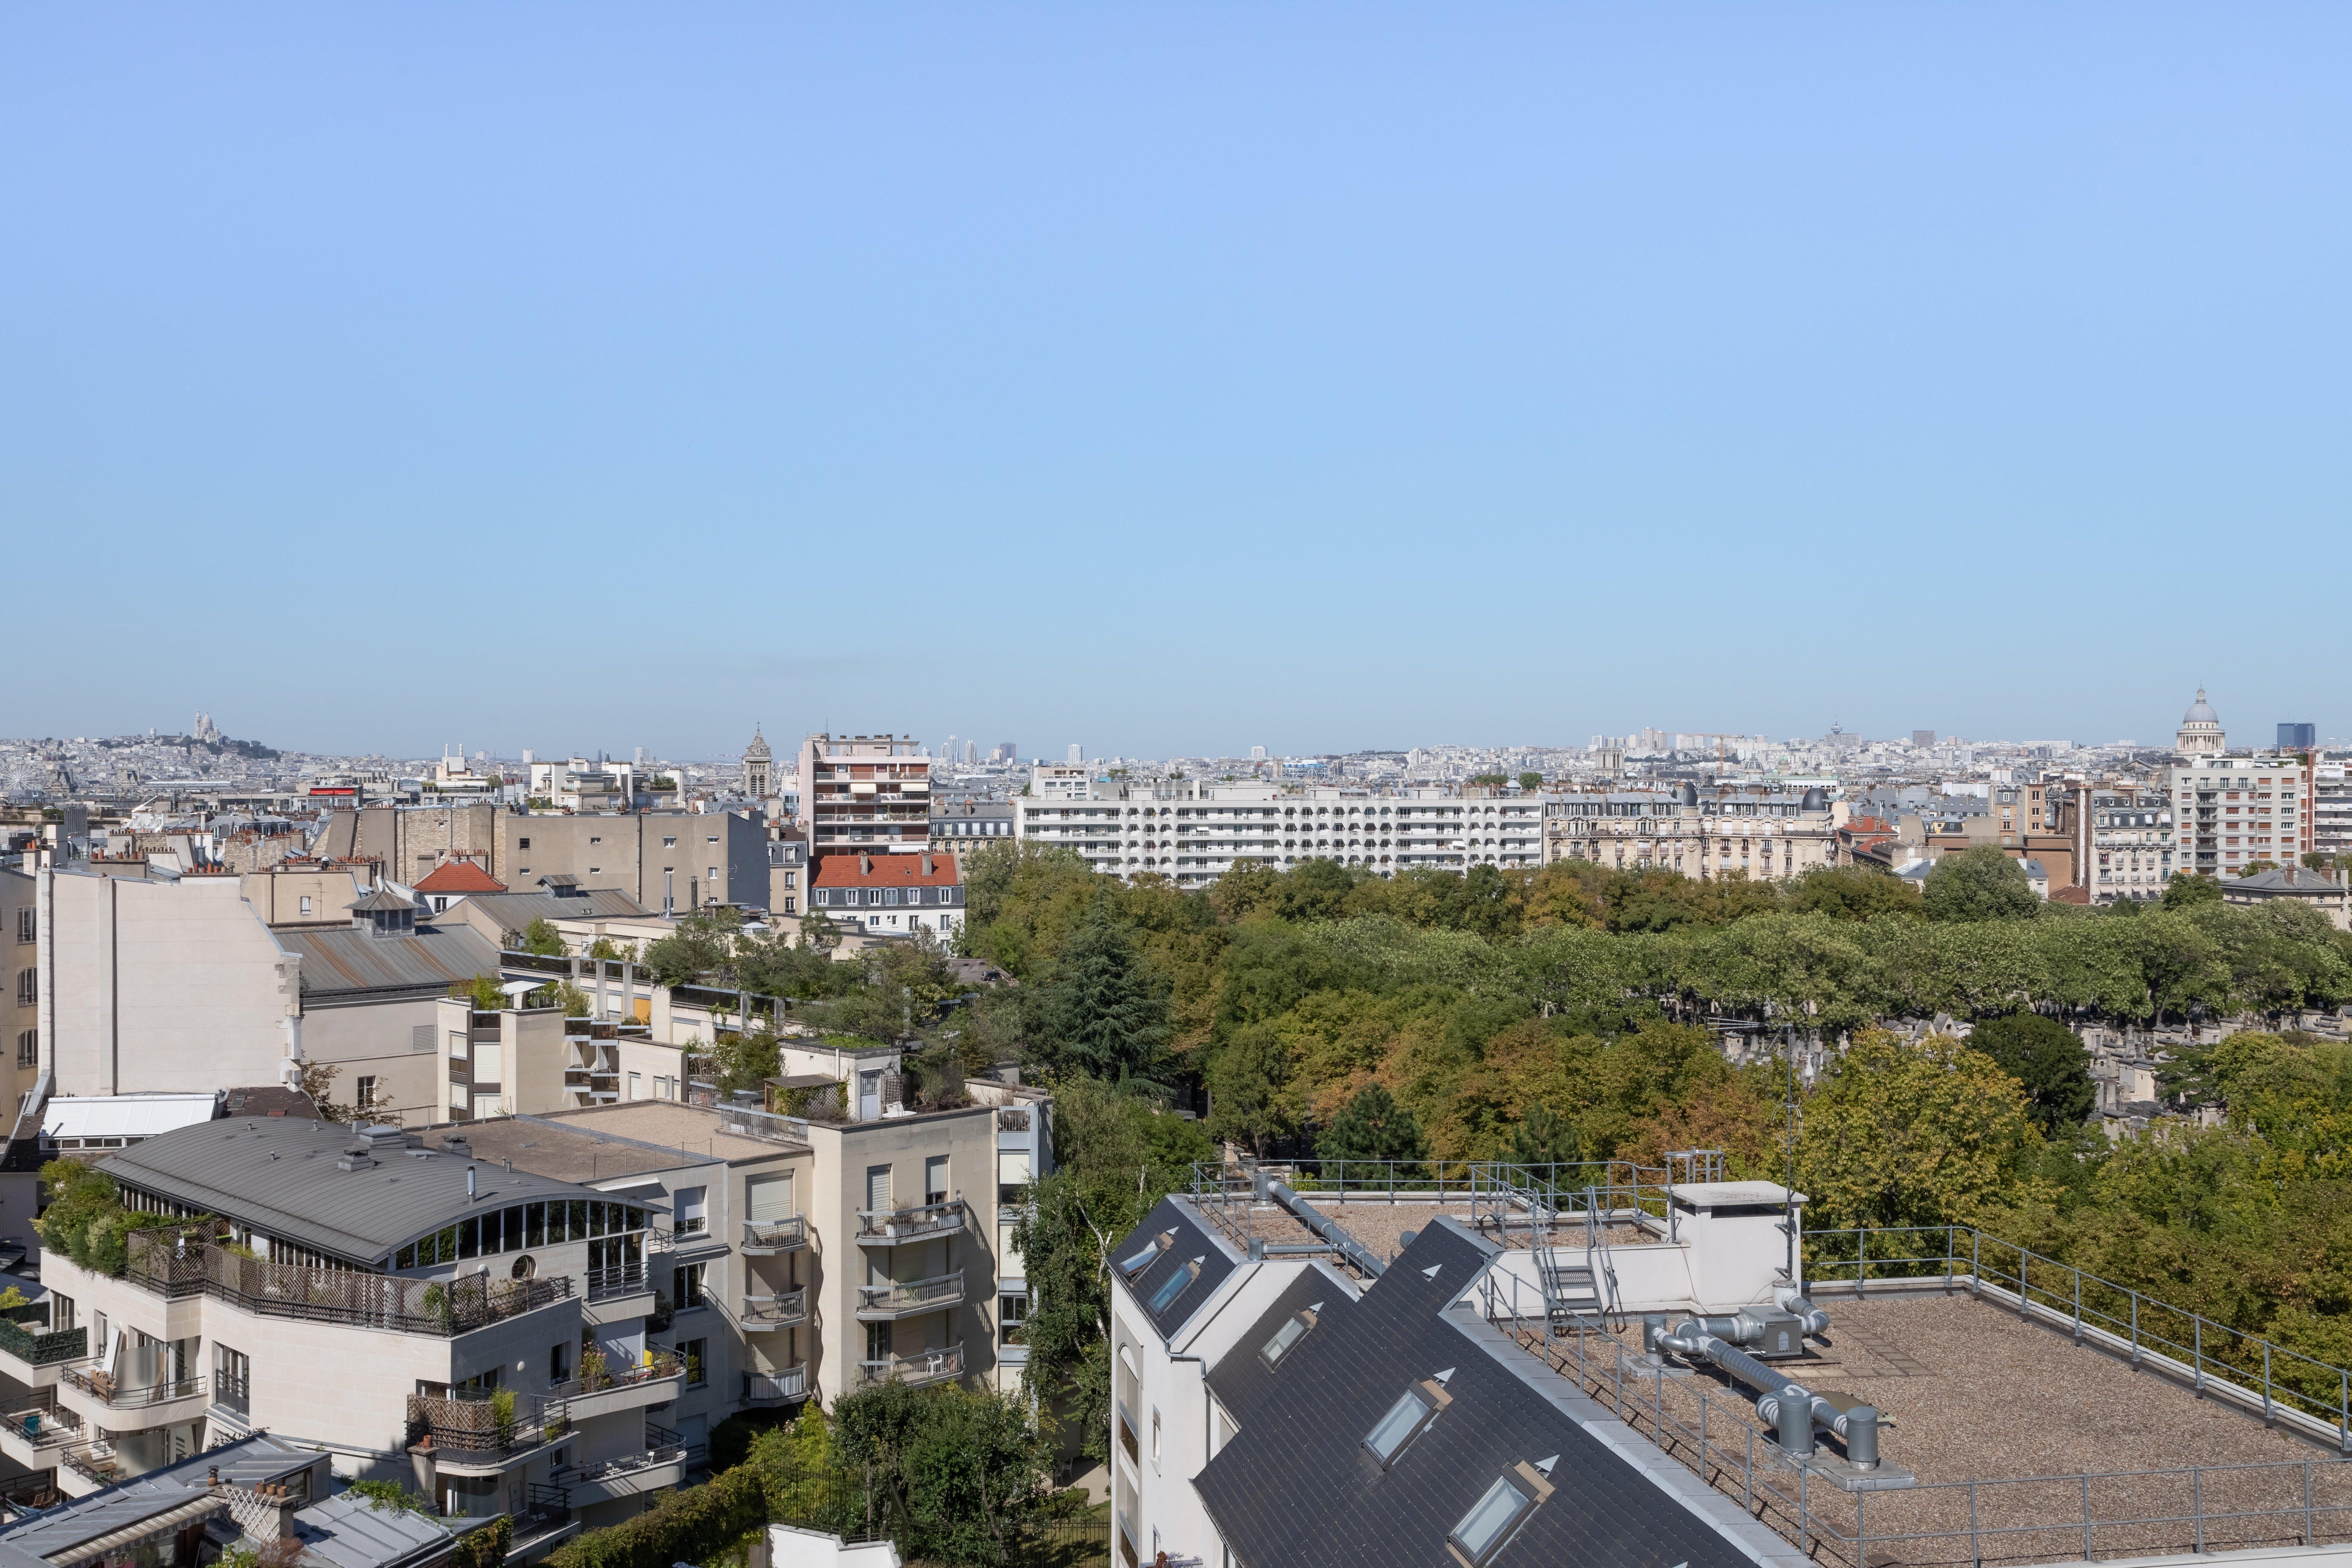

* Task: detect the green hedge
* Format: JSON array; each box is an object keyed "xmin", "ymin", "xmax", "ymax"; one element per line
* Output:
[
  {"xmin": 543, "ymin": 1467, "xmax": 769, "ymax": 1568},
  {"xmin": 0, "ymin": 1320, "xmax": 84, "ymax": 1367},
  {"xmin": 452, "ymin": 1514, "xmax": 510, "ymax": 1568}
]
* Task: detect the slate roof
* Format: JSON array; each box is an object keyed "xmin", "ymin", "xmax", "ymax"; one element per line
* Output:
[
  {"xmin": 451, "ymin": 888, "xmax": 652, "ymax": 925},
  {"xmin": 99, "ymin": 1115, "xmax": 637, "ymax": 1265},
  {"xmin": 288, "ymin": 1492, "xmax": 456, "ymax": 1568},
  {"xmin": 1110, "ymin": 1195, "xmax": 1244, "ymax": 1340},
  {"xmin": 1204, "ymin": 1263, "xmax": 1359, "ymax": 1429},
  {"xmin": 1191, "ymin": 1219, "xmax": 1768, "ymax": 1568},
  {"xmin": 0, "ymin": 1434, "xmax": 318, "ymax": 1563},
  {"xmin": 277, "ymin": 923, "xmax": 500, "ymax": 998}
]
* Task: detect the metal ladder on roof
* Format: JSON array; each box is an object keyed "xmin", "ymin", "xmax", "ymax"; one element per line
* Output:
[{"xmin": 1512, "ymin": 1171, "xmax": 1614, "ymax": 1336}]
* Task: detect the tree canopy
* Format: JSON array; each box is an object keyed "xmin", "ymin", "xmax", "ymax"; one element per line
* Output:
[{"xmin": 1923, "ymin": 847, "xmax": 2041, "ymax": 923}]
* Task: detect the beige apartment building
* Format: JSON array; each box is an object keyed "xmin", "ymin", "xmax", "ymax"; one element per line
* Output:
[
  {"xmin": 321, "ymin": 804, "xmax": 771, "ymax": 916},
  {"xmin": 796, "ymin": 734, "xmax": 932, "ymax": 859},
  {"xmin": 1544, "ymin": 785, "xmax": 1844, "ymax": 880},
  {"xmin": 2, "ymin": 867, "xmax": 36, "ymax": 1110}
]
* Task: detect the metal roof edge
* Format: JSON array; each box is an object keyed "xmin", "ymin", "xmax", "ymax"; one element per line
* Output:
[{"xmin": 1440, "ymin": 1304, "xmax": 1808, "ymax": 1568}]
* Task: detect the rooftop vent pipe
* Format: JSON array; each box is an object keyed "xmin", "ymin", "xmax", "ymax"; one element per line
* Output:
[
  {"xmin": 1651, "ymin": 1316, "xmax": 1878, "ymax": 1470},
  {"xmin": 1254, "ymin": 1172, "xmax": 1384, "ymax": 1279}
]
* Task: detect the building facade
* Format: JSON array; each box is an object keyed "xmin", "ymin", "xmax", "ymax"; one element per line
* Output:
[
  {"xmin": 795, "ymin": 735, "xmax": 931, "ymax": 859},
  {"xmin": 1544, "ymin": 786, "xmax": 1843, "ymax": 881},
  {"xmin": 2170, "ymin": 753, "xmax": 2314, "ymax": 878},
  {"xmin": 807, "ymin": 854, "xmax": 964, "ymax": 942},
  {"xmin": 1016, "ymin": 784, "xmax": 1544, "ymax": 885},
  {"xmin": 2176, "ymin": 689, "xmax": 2226, "ymax": 757},
  {"xmin": 2084, "ymin": 785, "xmax": 2174, "ymax": 903}
]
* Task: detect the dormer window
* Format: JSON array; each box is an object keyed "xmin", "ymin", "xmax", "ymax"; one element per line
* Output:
[
  {"xmin": 1119, "ymin": 1231, "xmax": 1174, "ymax": 1279},
  {"xmin": 1260, "ymin": 1304, "xmax": 1321, "ymax": 1368},
  {"xmin": 1144, "ymin": 1257, "xmax": 1204, "ymax": 1314},
  {"xmin": 1446, "ymin": 1460, "xmax": 1556, "ymax": 1566},
  {"xmin": 1363, "ymin": 1373, "xmax": 1453, "ymax": 1468}
]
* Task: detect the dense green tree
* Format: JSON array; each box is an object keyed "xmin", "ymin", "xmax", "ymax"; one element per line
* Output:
[
  {"xmin": 640, "ymin": 909, "xmax": 742, "ymax": 987},
  {"xmin": 518, "ymin": 918, "xmax": 566, "ymax": 957},
  {"xmin": 2164, "ymin": 872, "xmax": 2225, "ymax": 909},
  {"xmin": 1923, "ymin": 847, "xmax": 2040, "ymax": 923},
  {"xmin": 1503, "ymin": 1103, "xmax": 1577, "ymax": 1171},
  {"xmin": 1518, "ymin": 772, "xmax": 1544, "ymax": 790},
  {"xmin": 1024, "ymin": 911, "xmax": 1172, "ymax": 1086},
  {"xmin": 1204, "ymin": 1025, "xmax": 1294, "ymax": 1153},
  {"xmin": 1797, "ymin": 1030, "xmax": 2044, "ymax": 1229},
  {"xmin": 1781, "ymin": 864, "xmax": 1924, "ymax": 923},
  {"xmin": 831, "ymin": 1384, "xmax": 1049, "ymax": 1568},
  {"xmin": 1966, "ymin": 1011, "xmax": 2096, "ymax": 1135},
  {"xmin": 1317, "ymin": 1084, "xmax": 1429, "ymax": 1170}
]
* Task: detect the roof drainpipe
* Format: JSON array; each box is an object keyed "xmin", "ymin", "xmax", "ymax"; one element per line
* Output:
[{"xmin": 1255, "ymin": 1172, "xmax": 1383, "ymax": 1279}]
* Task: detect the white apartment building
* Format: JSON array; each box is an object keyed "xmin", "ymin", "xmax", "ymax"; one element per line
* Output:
[
  {"xmin": 2170, "ymin": 754, "xmax": 2314, "ymax": 878},
  {"xmin": 2085, "ymin": 785, "xmax": 2174, "ymax": 903},
  {"xmin": 1544, "ymin": 785, "xmax": 1843, "ymax": 880},
  {"xmin": 1015, "ymin": 784, "xmax": 1545, "ymax": 886}
]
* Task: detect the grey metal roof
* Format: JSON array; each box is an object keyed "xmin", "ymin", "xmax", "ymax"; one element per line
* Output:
[
  {"xmin": 348, "ymin": 888, "xmax": 415, "ymax": 913},
  {"xmin": 450, "ymin": 889, "xmax": 650, "ymax": 924},
  {"xmin": 279, "ymin": 924, "xmax": 500, "ymax": 998},
  {"xmin": 289, "ymin": 1493, "xmax": 455, "ymax": 1568},
  {"xmin": 0, "ymin": 1434, "xmax": 317, "ymax": 1562},
  {"xmin": 100, "ymin": 1116, "xmax": 637, "ymax": 1264}
]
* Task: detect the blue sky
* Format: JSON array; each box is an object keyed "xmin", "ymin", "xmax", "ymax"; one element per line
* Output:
[{"xmin": 5, "ymin": 6, "xmax": 2347, "ymax": 760}]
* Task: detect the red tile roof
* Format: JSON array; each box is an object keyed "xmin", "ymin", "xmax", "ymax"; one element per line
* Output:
[
  {"xmin": 415, "ymin": 859, "xmax": 507, "ymax": 894},
  {"xmin": 813, "ymin": 852, "xmax": 962, "ymax": 889}
]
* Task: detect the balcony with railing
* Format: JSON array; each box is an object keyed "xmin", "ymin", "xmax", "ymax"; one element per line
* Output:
[
  {"xmin": 552, "ymin": 1444, "xmax": 688, "ymax": 1504},
  {"xmin": 60, "ymin": 1443, "xmax": 125, "ymax": 1490},
  {"xmin": 856, "ymin": 1270, "xmax": 963, "ymax": 1322},
  {"xmin": 125, "ymin": 1231, "xmax": 572, "ymax": 1337},
  {"xmin": 741, "ymin": 1216, "xmax": 808, "ymax": 1254},
  {"xmin": 857, "ymin": 1343, "xmax": 964, "ymax": 1388},
  {"xmin": 543, "ymin": 1349, "xmax": 684, "ymax": 1421},
  {"xmin": 743, "ymin": 1365, "xmax": 809, "ymax": 1404},
  {"xmin": 742, "ymin": 1291, "xmax": 808, "ymax": 1331},
  {"xmin": 856, "ymin": 1198, "xmax": 965, "ymax": 1247},
  {"xmin": 714, "ymin": 1104, "xmax": 810, "ymax": 1147},
  {"xmin": 57, "ymin": 1366, "xmax": 206, "ymax": 1419},
  {"xmin": 0, "ymin": 1404, "xmax": 82, "ymax": 1468},
  {"xmin": 405, "ymin": 1392, "xmax": 556, "ymax": 1471},
  {"xmin": 584, "ymin": 1262, "xmax": 650, "ymax": 1304},
  {"xmin": 0, "ymin": 1318, "xmax": 86, "ymax": 1381}
]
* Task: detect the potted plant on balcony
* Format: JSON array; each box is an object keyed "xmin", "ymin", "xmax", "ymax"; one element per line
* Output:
[
  {"xmin": 489, "ymin": 1388, "xmax": 516, "ymax": 1450},
  {"xmin": 580, "ymin": 1349, "xmax": 609, "ymax": 1392}
]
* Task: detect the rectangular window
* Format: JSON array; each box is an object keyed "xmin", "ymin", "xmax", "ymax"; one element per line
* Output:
[
  {"xmin": 1364, "ymin": 1387, "xmax": 1438, "ymax": 1467},
  {"xmin": 356, "ymin": 1076, "xmax": 377, "ymax": 1109},
  {"xmin": 628, "ymin": 1071, "xmax": 642, "ymax": 1100},
  {"xmin": 1000, "ymin": 1292, "xmax": 1028, "ymax": 1346},
  {"xmin": 16, "ymin": 1030, "xmax": 34, "ymax": 1069},
  {"xmin": 676, "ymin": 1186, "xmax": 707, "ymax": 1234},
  {"xmin": 679, "ymin": 1336, "xmax": 708, "ymax": 1387},
  {"xmin": 1145, "ymin": 1260, "xmax": 1199, "ymax": 1314},
  {"xmin": 925, "ymin": 1155, "xmax": 948, "ymax": 1206},
  {"xmin": 299, "ymin": 895, "xmax": 312, "ymax": 915},
  {"xmin": 673, "ymin": 1261, "xmax": 707, "ymax": 1310},
  {"xmin": 526, "ymin": 1202, "xmax": 546, "ymax": 1248},
  {"xmin": 15, "ymin": 908, "xmax": 30, "ymax": 943},
  {"xmin": 549, "ymin": 1341, "xmax": 571, "ymax": 1383},
  {"xmin": 518, "ymin": 838, "xmax": 530, "ymax": 849}
]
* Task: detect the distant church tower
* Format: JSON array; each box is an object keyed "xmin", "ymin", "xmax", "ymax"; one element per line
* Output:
[
  {"xmin": 2176, "ymin": 689, "xmax": 2225, "ymax": 757},
  {"xmin": 744, "ymin": 725, "xmax": 773, "ymax": 798}
]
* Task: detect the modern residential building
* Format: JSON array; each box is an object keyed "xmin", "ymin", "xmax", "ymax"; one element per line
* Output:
[
  {"xmin": 796, "ymin": 735, "xmax": 932, "ymax": 859},
  {"xmin": 2170, "ymin": 753, "xmax": 2314, "ymax": 877},
  {"xmin": 1544, "ymin": 786, "xmax": 1842, "ymax": 881},
  {"xmin": 2315, "ymin": 761, "xmax": 2352, "ymax": 863},
  {"xmin": 1016, "ymin": 783, "xmax": 1544, "ymax": 885},
  {"xmin": 18, "ymin": 1116, "xmax": 688, "ymax": 1544},
  {"xmin": 807, "ymin": 854, "xmax": 964, "ymax": 943}
]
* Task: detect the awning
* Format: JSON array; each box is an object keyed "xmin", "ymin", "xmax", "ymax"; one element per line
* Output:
[
  {"xmin": 499, "ymin": 979, "xmax": 547, "ymax": 998},
  {"xmin": 47, "ymin": 1495, "xmax": 230, "ymax": 1566}
]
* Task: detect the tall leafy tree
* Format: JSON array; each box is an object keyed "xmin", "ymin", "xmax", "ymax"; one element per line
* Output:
[
  {"xmin": 1923, "ymin": 847, "xmax": 2041, "ymax": 923},
  {"xmin": 1798, "ymin": 1029, "xmax": 2045, "ymax": 1229},
  {"xmin": 1317, "ymin": 1084, "xmax": 1430, "ymax": 1173},
  {"xmin": 1024, "ymin": 910, "xmax": 1172, "ymax": 1086},
  {"xmin": 1966, "ymin": 1011, "xmax": 2095, "ymax": 1135}
]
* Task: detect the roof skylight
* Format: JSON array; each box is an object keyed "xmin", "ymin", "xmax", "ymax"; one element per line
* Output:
[
  {"xmin": 1145, "ymin": 1256, "xmax": 1204, "ymax": 1314},
  {"xmin": 1362, "ymin": 1374, "xmax": 1452, "ymax": 1469},
  {"xmin": 1447, "ymin": 1460, "xmax": 1556, "ymax": 1566},
  {"xmin": 1118, "ymin": 1231, "xmax": 1173, "ymax": 1279},
  {"xmin": 1259, "ymin": 1304, "xmax": 1322, "ymax": 1368}
]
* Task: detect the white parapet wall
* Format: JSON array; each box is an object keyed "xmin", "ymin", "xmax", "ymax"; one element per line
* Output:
[{"xmin": 768, "ymin": 1523, "xmax": 903, "ymax": 1568}]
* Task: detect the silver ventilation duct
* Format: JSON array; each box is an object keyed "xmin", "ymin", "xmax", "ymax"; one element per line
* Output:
[
  {"xmin": 1255, "ymin": 1172, "xmax": 1385, "ymax": 1279},
  {"xmin": 1648, "ymin": 1314, "xmax": 1878, "ymax": 1470}
]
